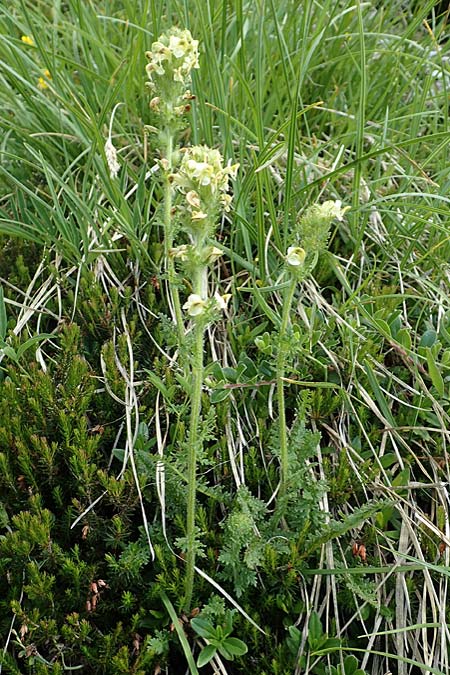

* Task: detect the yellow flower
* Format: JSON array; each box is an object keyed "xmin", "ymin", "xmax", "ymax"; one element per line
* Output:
[
  {"xmin": 183, "ymin": 294, "xmax": 207, "ymax": 317},
  {"xmin": 286, "ymin": 246, "xmax": 306, "ymax": 267},
  {"xmin": 169, "ymin": 244, "xmax": 191, "ymax": 261},
  {"xmin": 37, "ymin": 70, "xmax": 51, "ymax": 90},
  {"xmin": 21, "ymin": 35, "xmax": 34, "ymax": 46},
  {"xmin": 214, "ymin": 292, "xmax": 231, "ymax": 311}
]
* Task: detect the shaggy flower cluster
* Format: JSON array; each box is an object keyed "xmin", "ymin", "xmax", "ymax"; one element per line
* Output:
[
  {"xmin": 172, "ymin": 146, "xmax": 239, "ymax": 225},
  {"xmin": 285, "ymin": 200, "xmax": 349, "ymax": 276},
  {"xmin": 146, "ymin": 28, "xmax": 199, "ymax": 92},
  {"xmin": 315, "ymin": 200, "xmax": 349, "ymax": 222},
  {"xmin": 293, "ymin": 199, "xmax": 349, "ymax": 258}
]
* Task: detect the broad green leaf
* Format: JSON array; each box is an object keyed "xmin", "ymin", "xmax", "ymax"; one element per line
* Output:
[
  {"xmin": 373, "ymin": 317, "xmax": 391, "ymax": 336},
  {"xmin": 441, "ymin": 349, "xmax": 450, "ymax": 367},
  {"xmin": 197, "ymin": 644, "xmax": 217, "ymax": 668},
  {"xmin": 392, "ymin": 468, "xmax": 410, "ymax": 488},
  {"xmin": 308, "ymin": 611, "xmax": 323, "ymax": 642},
  {"xmin": 191, "ymin": 617, "xmax": 217, "ymax": 640},
  {"xmin": 222, "ymin": 637, "xmax": 248, "ymax": 656},
  {"xmin": 396, "ymin": 328, "xmax": 411, "ymax": 351},
  {"xmin": 343, "ymin": 654, "xmax": 358, "ymax": 674},
  {"xmin": 420, "ymin": 329, "xmax": 437, "ymax": 348},
  {"xmin": 425, "ymin": 347, "xmax": 445, "ymax": 397},
  {"xmin": 210, "ymin": 388, "xmax": 231, "ymax": 404}
]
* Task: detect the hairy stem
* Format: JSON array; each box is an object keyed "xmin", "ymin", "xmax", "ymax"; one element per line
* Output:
[
  {"xmin": 276, "ymin": 277, "xmax": 297, "ymax": 500},
  {"xmin": 184, "ymin": 264, "xmax": 206, "ymax": 610},
  {"xmin": 162, "ymin": 133, "xmax": 184, "ymax": 343}
]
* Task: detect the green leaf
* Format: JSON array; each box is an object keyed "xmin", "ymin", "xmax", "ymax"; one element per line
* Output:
[
  {"xmin": 144, "ymin": 369, "xmax": 173, "ymax": 401},
  {"xmin": 224, "ymin": 611, "xmax": 233, "ymax": 636},
  {"xmin": 425, "ymin": 347, "xmax": 445, "ymax": 397},
  {"xmin": 343, "ymin": 654, "xmax": 359, "ymax": 674},
  {"xmin": 222, "ymin": 367, "xmax": 237, "ymax": 381},
  {"xmin": 379, "ymin": 453, "xmax": 397, "ymax": 469},
  {"xmin": 304, "ymin": 501, "xmax": 387, "ymax": 557},
  {"xmin": 308, "ymin": 611, "xmax": 323, "ymax": 642},
  {"xmin": 392, "ymin": 468, "xmax": 410, "ymax": 488},
  {"xmin": 0, "ymin": 345, "xmax": 18, "ymax": 362},
  {"xmin": 420, "ymin": 329, "xmax": 437, "ymax": 348},
  {"xmin": 16, "ymin": 333, "xmax": 56, "ymax": 360},
  {"xmin": 373, "ymin": 317, "xmax": 391, "ymax": 336},
  {"xmin": 441, "ymin": 349, "xmax": 450, "ymax": 367},
  {"xmin": 191, "ymin": 617, "xmax": 217, "ymax": 640},
  {"xmin": 396, "ymin": 328, "xmax": 411, "ymax": 351},
  {"xmin": 210, "ymin": 388, "xmax": 231, "ymax": 404},
  {"xmin": 197, "ymin": 644, "xmax": 217, "ymax": 668},
  {"xmin": 221, "ymin": 637, "xmax": 248, "ymax": 657},
  {"xmin": 363, "ymin": 360, "xmax": 396, "ymax": 427},
  {"xmin": 160, "ymin": 592, "xmax": 199, "ymax": 675}
]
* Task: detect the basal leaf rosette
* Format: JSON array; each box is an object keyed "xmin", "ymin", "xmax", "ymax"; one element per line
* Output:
[{"xmin": 172, "ymin": 145, "xmax": 239, "ymax": 238}]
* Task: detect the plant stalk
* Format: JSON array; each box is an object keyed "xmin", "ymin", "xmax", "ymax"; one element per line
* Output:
[
  {"xmin": 276, "ymin": 276, "xmax": 297, "ymax": 500},
  {"xmin": 184, "ymin": 263, "xmax": 206, "ymax": 610},
  {"xmin": 162, "ymin": 132, "xmax": 184, "ymax": 342}
]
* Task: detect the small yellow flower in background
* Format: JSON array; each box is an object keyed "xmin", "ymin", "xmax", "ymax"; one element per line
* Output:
[
  {"xmin": 169, "ymin": 244, "xmax": 190, "ymax": 261},
  {"xmin": 183, "ymin": 294, "xmax": 207, "ymax": 317},
  {"xmin": 286, "ymin": 246, "xmax": 306, "ymax": 267},
  {"xmin": 21, "ymin": 35, "xmax": 34, "ymax": 46},
  {"xmin": 37, "ymin": 69, "xmax": 52, "ymax": 90},
  {"xmin": 191, "ymin": 210, "xmax": 208, "ymax": 221}
]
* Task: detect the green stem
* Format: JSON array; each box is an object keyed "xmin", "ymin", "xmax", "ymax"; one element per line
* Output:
[
  {"xmin": 276, "ymin": 276, "xmax": 297, "ymax": 500},
  {"xmin": 184, "ymin": 264, "xmax": 206, "ymax": 611},
  {"xmin": 162, "ymin": 133, "xmax": 184, "ymax": 343}
]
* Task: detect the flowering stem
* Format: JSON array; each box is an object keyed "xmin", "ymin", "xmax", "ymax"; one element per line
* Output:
[
  {"xmin": 162, "ymin": 133, "xmax": 184, "ymax": 343},
  {"xmin": 184, "ymin": 264, "xmax": 206, "ymax": 611},
  {"xmin": 276, "ymin": 276, "xmax": 297, "ymax": 502}
]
